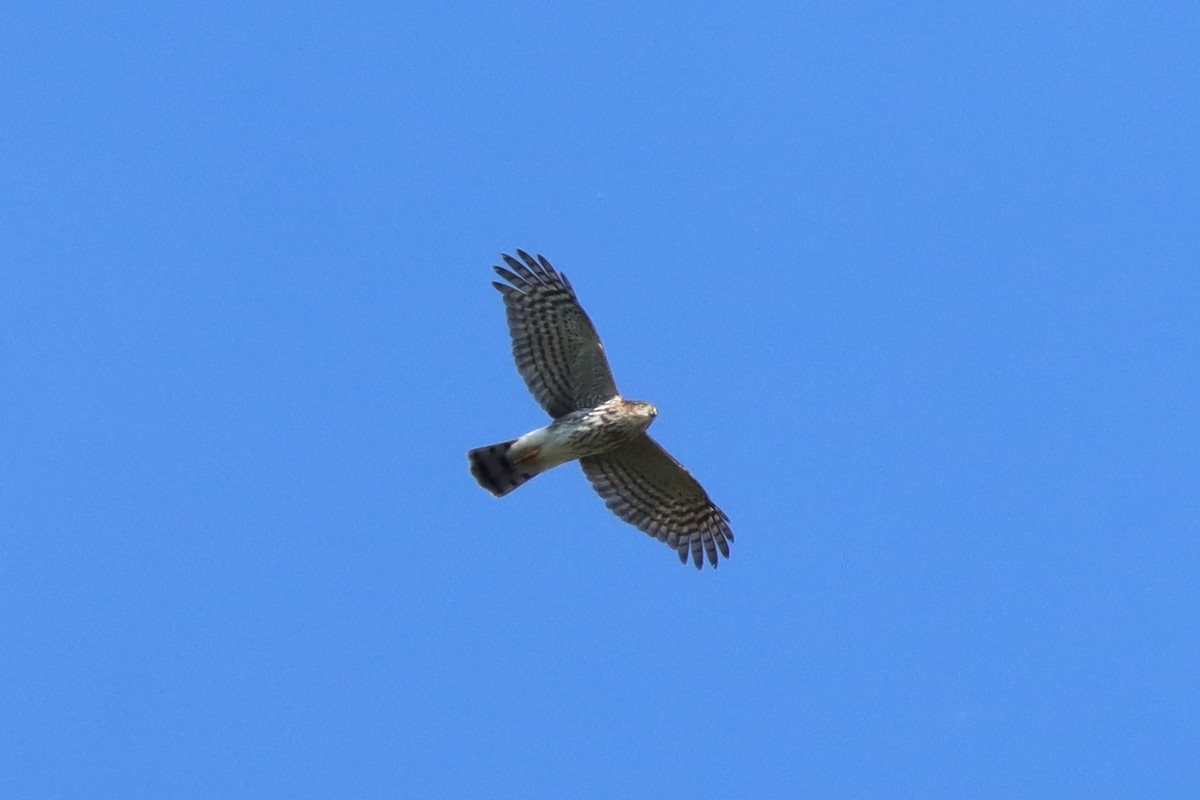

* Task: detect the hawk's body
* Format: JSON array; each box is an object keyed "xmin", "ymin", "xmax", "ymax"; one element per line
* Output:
[{"xmin": 467, "ymin": 251, "xmax": 733, "ymax": 569}]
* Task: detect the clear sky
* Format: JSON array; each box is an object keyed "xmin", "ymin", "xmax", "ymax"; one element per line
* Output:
[{"xmin": 3, "ymin": 2, "xmax": 1198, "ymax": 798}]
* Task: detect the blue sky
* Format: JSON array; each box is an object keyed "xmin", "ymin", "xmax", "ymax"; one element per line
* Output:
[{"xmin": 3, "ymin": 2, "xmax": 1198, "ymax": 797}]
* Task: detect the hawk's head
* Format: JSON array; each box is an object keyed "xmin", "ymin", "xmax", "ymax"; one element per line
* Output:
[{"xmin": 625, "ymin": 400, "xmax": 658, "ymax": 425}]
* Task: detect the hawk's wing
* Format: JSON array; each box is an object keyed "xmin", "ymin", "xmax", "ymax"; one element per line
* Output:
[
  {"xmin": 580, "ymin": 434, "xmax": 733, "ymax": 569},
  {"xmin": 492, "ymin": 251, "xmax": 619, "ymax": 418}
]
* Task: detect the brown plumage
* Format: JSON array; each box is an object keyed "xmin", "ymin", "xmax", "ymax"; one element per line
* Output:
[{"xmin": 468, "ymin": 251, "xmax": 732, "ymax": 569}]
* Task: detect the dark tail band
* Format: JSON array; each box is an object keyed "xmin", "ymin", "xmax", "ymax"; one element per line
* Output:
[{"xmin": 468, "ymin": 440, "xmax": 540, "ymax": 497}]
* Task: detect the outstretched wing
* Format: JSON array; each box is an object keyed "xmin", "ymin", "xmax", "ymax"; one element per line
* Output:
[
  {"xmin": 492, "ymin": 251, "xmax": 619, "ymax": 418},
  {"xmin": 580, "ymin": 434, "xmax": 733, "ymax": 569}
]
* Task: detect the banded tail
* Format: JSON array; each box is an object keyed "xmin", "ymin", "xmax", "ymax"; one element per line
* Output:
[{"xmin": 468, "ymin": 440, "xmax": 542, "ymax": 497}]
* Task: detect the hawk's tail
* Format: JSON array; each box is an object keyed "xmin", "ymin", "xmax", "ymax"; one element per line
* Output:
[{"xmin": 468, "ymin": 440, "xmax": 541, "ymax": 497}]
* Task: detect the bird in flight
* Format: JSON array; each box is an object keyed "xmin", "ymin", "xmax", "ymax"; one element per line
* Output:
[{"xmin": 468, "ymin": 250, "xmax": 732, "ymax": 569}]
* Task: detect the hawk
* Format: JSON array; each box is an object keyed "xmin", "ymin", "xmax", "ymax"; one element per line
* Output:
[{"xmin": 467, "ymin": 250, "xmax": 733, "ymax": 569}]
